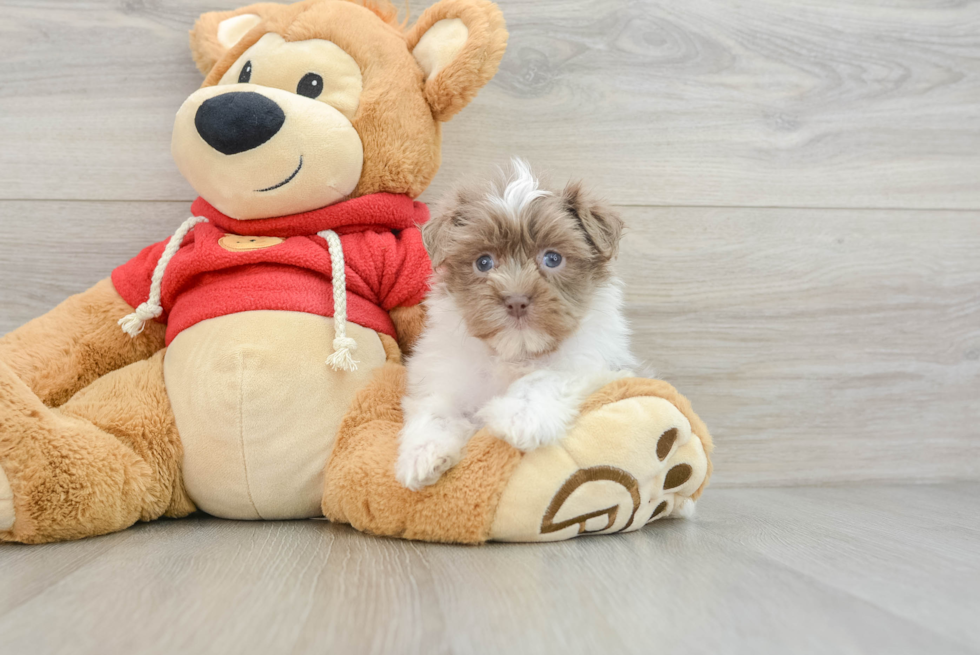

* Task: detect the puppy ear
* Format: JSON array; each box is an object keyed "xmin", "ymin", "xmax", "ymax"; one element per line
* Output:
[
  {"xmin": 561, "ymin": 183, "xmax": 624, "ymax": 261},
  {"xmin": 421, "ymin": 206, "xmax": 459, "ymax": 268},
  {"xmin": 407, "ymin": 0, "xmax": 508, "ymax": 122},
  {"xmin": 189, "ymin": 3, "xmax": 283, "ymax": 76}
]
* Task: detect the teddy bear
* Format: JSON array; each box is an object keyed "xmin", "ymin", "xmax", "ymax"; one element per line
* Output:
[{"xmin": 0, "ymin": 0, "xmax": 712, "ymax": 545}]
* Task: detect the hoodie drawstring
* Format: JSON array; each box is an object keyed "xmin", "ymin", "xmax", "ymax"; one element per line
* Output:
[
  {"xmin": 318, "ymin": 230, "xmax": 358, "ymax": 372},
  {"xmin": 119, "ymin": 215, "xmax": 209, "ymax": 337},
  {"xmin": 119, "ymin": 217, "xmax": 359, "ymax": 373}
]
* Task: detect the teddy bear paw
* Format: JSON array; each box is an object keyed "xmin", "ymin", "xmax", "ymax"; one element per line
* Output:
[{"xmin": 489, "ymin": 392, "xmax": 710, "ymax": 542}]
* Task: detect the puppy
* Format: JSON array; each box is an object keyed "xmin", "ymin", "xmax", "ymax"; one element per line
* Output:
[{"xmin": 395, "ymin": 159, "xmax": 638, "ymax": 490}]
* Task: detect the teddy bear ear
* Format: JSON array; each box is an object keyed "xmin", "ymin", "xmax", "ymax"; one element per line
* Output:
[
  {"xmin": 408, "ymin": 0, "xmax": 508, "ymax": 122},
  {"xmin": 189, "ymin": 3, "xmax": 284, "ymax": 76}
]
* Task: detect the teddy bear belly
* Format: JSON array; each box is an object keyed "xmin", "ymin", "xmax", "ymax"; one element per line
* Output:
[{"xmin": 163, "ymin": 310, "xmax": 389, "ymax": 520}]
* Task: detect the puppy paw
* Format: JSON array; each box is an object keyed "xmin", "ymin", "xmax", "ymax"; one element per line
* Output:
[
  {"xmin": 479, "ymin": 396, "xmax": 571, "ymax": 452},
  {"xmin": 395, "ymin": 438, "xmax": 464, "ymax": 491}
]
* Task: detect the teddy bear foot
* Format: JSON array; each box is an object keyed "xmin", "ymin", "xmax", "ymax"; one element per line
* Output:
[
  {"xmin": 488, "ymin": 378, "xmax": 712, "ymax": 542},
  {"xmin": 0, "ymin": 463, "xmax": 15, "ymax": 532}
]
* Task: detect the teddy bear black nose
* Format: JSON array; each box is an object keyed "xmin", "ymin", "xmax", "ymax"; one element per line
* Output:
[{"xmin": 194, "ymin": 92, "xmax": 285, "ymax": 156}]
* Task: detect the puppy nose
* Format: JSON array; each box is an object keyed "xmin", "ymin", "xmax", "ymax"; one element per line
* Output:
[
  {"xmin": 504, "ymin": 295, "xmax": 531, "ymax": 318},
  {"xmin": 194, "ymin": 92, "xmax": 285, "ymax": 155}
]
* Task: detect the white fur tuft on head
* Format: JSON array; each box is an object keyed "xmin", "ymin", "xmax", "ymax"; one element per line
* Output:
[{"xmin": 487, "ymin": 158, "xmax": 552, "ymax": 222}]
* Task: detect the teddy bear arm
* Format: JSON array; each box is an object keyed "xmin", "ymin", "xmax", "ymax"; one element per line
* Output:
[
  {"xmin": 323, "ymin": 362, "xmax": 523, "ymax": 543},
  {"xmin": 389, "ymin": 304, "xmax": 427, "ymax": 358},
  {"xmin": 0, "ymin": 278, "xmax": 166, "ymax": 408},
  {"xmin": 325, "ymin": 368, "xmax": 713, "ymax": 545}
]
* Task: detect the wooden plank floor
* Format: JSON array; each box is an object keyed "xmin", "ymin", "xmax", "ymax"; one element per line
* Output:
[
  {"xmin": 3, "ymin": 0, "xmax": 980, "ymax": 208},
  {"xmin": 1, "ymin": 0, "xmax": 978, "ymax": 487},
  {"xmin": 0, "ymin": 483, "xmax": 977, "ymax": 655},
  {"xmin": 2, "ymin": 202, "xmax": 977, "ymax": 487},
  {"xmin": 1, "ymin": 5, "xmax": 976, "ymax": 652}
]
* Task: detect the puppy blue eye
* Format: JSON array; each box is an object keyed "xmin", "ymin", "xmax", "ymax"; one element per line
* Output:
[
  {"xmin": 475, "ymin": 255, "xmax": 495, "ymax": 273},
  {"xmin": 238, "ymin": 61, "xmax": 252, "ymax": 84},
  {"xmin": 542, "ymin": 251, "xmax": 563, "ymax": 268}
]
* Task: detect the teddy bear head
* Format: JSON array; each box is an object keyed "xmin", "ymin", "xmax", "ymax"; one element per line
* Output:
[{"xmin": 172, "ymin": 0, "xmax": 507, "ymax": 220}]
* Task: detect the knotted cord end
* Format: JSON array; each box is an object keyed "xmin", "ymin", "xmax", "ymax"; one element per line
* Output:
[
  {"xmin": 326, "ymin": 336, "xmax": 359, "ymax": 372},
  {"xmin": 118, "ymin": 302, "xmax": 162, "ymax": 338}
]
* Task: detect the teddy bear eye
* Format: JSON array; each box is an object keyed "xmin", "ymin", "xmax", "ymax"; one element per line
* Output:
[
  {"xmin": 297, "ymin": 73, "xmax": 324, "ymax": 99},
  {"xmin": 475, "ymin": 255, "xmax": 495, "ymax": 273},
  {"xmin": 238, "ymin": 61, "xmax": 252, "ymax": 84},
  {"xmin": 542, "ymin": 251, "xmax": 563, "ymax": 269}
]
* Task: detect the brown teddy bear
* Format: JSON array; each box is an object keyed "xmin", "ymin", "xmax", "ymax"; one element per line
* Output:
[{"xmin": 0, "ymin": 0, "xmax": 712, "ymax": 545}]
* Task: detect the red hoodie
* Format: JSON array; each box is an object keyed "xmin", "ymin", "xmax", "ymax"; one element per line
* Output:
[{"xmin": 112, "ymin": 193, "xmax": 431, "ymax": 346}]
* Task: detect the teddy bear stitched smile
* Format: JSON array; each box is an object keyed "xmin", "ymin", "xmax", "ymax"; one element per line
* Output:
[
  {"xmin": 256, "ymin": 156, "xmax": 304, "ymax": 192},
  {"xmin": 0, "ymin": 0, "xmax": 514, "ymax": 542},
  {"xmin": 0, "ymin": 0, "xmax": 712, "ymax": 547}
]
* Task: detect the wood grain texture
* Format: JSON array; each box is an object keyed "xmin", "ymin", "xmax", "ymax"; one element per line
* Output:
[
  {"xmin": 2, "ymin": 201, "xmax": 977, "ymax": 486},
  {"xmin": 0, "ymin": 201, "xmax": 184, "ymax": 324},
  {"xmin": 618, "ymin": 206, "xmax": 980, "ymax": 486},
  {"xmin": 1, "ymin": 2, "xmax": 978, "ymax": 488},
  {"xmin": 1, "ymin": 0, "xmax": 979, "ymax": 208},
  {"xmin": 0, "ymin": 484, "xmax": 977, "ymax": 654}
]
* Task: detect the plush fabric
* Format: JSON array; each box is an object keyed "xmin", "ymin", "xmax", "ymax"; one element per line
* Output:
[
  {"xmin": 189, "ymin": 2, "xmax": 286, "ymax": 76},
  {"xmin": 165, "ymin": 312, "xmax": 390, "ymax": 520},
  {"xmin": 322, "ymin": 365, "xmax": 713, "ymax": 544},
  {"xmin": 0, "ymin": 278, "xmax": 166, "ymax": 408},
  {"xmin": 191, "ymin": 192, "xmax": 428, "ymax": 237},
  {"xmin": 407, "ymin": 0, "xmax": 508, "ymax": 122},
  {"xmin": 490, "ymin": 389, "xmax": 709, "ymax": 542},
  {"xmin": 578, "ymin": 377, "xmax": 715, "ymax": 500},
  {"xmin": 111, "ymin": 194, "xmax": 431, "ymax": 344},
  {"xmin": 0, "ymin": 351, "xmax": 192, "ymax": 544},
  {"xmin": 389, "ymin": 304, "xmax": 428, "ymax": 355},
  {"xmin": 413, "ymin": 18, "xmax": 469, "ymax": 81},
  {"xmin": 0, "ymin": 0, "xmax": 715, "ymax": 547},
  {"xmin": 172, "ymin": 82, "xmax": 366, "ymax": 220},
  {"xmin": 322, "ymin": 363, "xmax": 525, "ymax": 543},
  {"xmin": 198, "ymin": 1, "xmax": 444, "ymax": 201}
]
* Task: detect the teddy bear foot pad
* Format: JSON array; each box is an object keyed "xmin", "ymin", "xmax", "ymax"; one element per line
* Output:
[
  {"xmin": 323, "ymin": 368, "xmax": 713, "ymax": 545},
  {"xmin": 490, "ymin": 381, "xmax": 710, "ymax": 542}
]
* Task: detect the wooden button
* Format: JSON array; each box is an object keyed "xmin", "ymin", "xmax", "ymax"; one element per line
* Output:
[{"xmin": 218, "ymin": 234, "xmax": 285, "ymax": 252}]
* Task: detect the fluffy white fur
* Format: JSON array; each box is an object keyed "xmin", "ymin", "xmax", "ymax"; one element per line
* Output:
[
  {"xmin": 396, "ymin": 279, "xmax": 638, "ymax": 490},
  {"xmin": 487, "ymin": 158, "xmax": 551, "ymax": 222}
]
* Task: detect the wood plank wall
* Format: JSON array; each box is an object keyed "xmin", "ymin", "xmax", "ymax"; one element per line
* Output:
[{"xmin": 0, "ymin": 0, "xmax": 977, "ymax": 486}]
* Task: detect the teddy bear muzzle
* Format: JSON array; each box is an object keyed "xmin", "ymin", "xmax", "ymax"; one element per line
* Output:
[
  {"xmin": 171, "ymin": 84, "xmax": 364, "ymax": 221},
  {"xmin": 194, "ymin": 91, "xmax": 286, "ymax": 156}
]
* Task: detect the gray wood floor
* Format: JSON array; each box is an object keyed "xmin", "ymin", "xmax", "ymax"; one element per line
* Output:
[
  {"xmin": 1, "ymin": 0, "xmax": 977, "ymax": 487},
  {"xmin": 1, "ymin": 2, "xmax": 978, "ymax": 652},
  {"xmin": 0, "ymin": 483, "xmax": 977, "ymax": 655},
  {"xmin": 2, "ymin": 202, "xmax": 976, "ymax": 487}
]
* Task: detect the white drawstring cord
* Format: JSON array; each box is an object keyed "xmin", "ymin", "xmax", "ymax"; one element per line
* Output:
[
  {"xmin": 119, "ymin": 216, "xmax": 209, "ymax": 337},
  {"xmin": 318, "ymin": 229, "xmax": 358, "ymax": 372},
  {"xmin": 119, "ymin": 218, "xmax": 357, "ymax": 372}
]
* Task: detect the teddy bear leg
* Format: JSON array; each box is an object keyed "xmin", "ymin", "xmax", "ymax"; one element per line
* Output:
[
  {"xmin": 488, "ymin": 378, "xmax": 714, "ymax": 542},
  {"xmin": 322, "ymin": 363, "xmax": 524, "ymax": 543},
  {"xmin": 0, "ymin": 350, "xmax": 193, "ymax": 544},
  {"xmin": 323, "ymin": 368, "xmax": 714, "ymax": 545}
]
